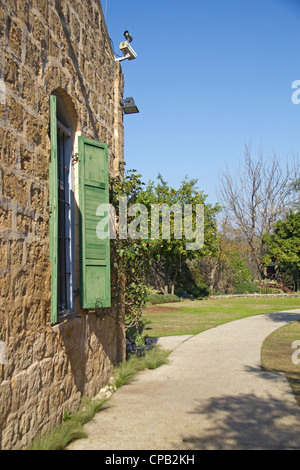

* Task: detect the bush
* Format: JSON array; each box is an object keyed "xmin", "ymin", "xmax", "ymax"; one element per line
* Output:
[
  {"xmin": 212, "ymin": 291, "xmax": 227, "ymax": 296},
  {"xmin": 146, "ymin": 293, "xmax": 181, "ymax": 305},
  {"xmin": 259, "ymin": 287, "xmax": 283, "ymax": 294},
  {"xmin": 176, "ymin": 283, "xmax": 209, "ymax": 300},
  {"xmin": 175, "ymin": 288, "xmax": 194, "ymax": 299},
  {"xmin": 234, "ymin": 281, "xmax": 259, "ymax": 294},
  {"xmin": 187, "ymin": 283, "xmax": 210, "ymax": 299}
]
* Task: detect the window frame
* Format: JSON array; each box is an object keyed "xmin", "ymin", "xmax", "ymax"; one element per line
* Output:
[
  {"xmin": 49, "ymin": 95, "xmax": 76, "ymax": 323},
  {"xmin": 57, "ymin": 119, "xmax": 76, "ymax": 317}
]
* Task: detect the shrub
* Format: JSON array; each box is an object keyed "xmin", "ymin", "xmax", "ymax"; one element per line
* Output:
[
  {"xmin": 212, "ymin": 291, "xmax": 227, "ymax": 296},
  {"xmin": 187, "ymin": 283, "xmax": 210, "ymax": 299},
  {"xmin": 146, "ymin": 293, "xmax": 181, "ymax": 305},
  {"xmin": 259, "ymin": 287, "xmax": 283, "ymax": 294},
  {"xmin": 234, "ymin": 281, "xmax": 259, "ymax": 294},
  {"xmin": 175, "ymin": 288, "xmax": 194, "ymax": 299}
]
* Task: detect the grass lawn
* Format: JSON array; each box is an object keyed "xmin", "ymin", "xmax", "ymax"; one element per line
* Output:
[
  {"xmin": 143, "ymin": 296, "xmax": 300, "ymax": 337},
  {"xmin": 261, "ymin": 321, "xmax": 300, "ymax": 406}
]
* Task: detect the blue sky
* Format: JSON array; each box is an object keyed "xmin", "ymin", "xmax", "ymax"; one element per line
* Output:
[{"xmin": 103, "ymin": 0, "xmax": 300, "ymax": 205}]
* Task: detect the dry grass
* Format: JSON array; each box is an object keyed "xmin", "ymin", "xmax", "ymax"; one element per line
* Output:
[
  {"xmin": 143, "ymin": 297, "xmax": 300, "ymax": 337},
  {"xmin": 28, "ymin": 396, "xmax": 107, "ymax": 450},
  {"xmin": 113, "ymin": 347, "xmax": 171, "ymax": 388},
  {"xmin": 261, "ymin": 321, "xmax": 300, "ymax": 406}
]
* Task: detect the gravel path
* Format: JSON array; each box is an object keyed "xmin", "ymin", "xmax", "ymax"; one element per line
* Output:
[{"xmin": 68, "ymin": 310, "xmax": 300, "ymax": 450}]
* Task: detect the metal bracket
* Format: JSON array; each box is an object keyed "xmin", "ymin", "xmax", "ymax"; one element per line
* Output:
[{"xmin": 72, "ymin": 153, "xmax": 79, "ymax": 165}]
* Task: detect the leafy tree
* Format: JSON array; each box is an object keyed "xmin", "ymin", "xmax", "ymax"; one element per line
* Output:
[
  {"xmin": 109, "ymin": 167, "xmax": 221, "ymax": 335},
  {"xmin": 230, "ymin": 251, "xmax": 252, "ymax": 284},
  {"xmin": 196, "ymin": 217, "xmax": 253, "ymax": 293},
  {"xmin": 137, "ymin": 174, "xmax": 221, "ymax": 294},
  {"xmin": 263, "ymin": 212, "xmax": 300, "ymax": 291}
]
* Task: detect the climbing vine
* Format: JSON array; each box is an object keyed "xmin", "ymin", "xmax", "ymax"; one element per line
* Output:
[{"xmin": 109, "ymin": 167, "xmax": 152, "ymax": 333}]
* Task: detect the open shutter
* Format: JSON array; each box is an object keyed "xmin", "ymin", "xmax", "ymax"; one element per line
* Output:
[
  {"xmin": 49, "ymin": 95, "xmax": 58, "ymax": 323},
  {"xmin": 78, "ymin": 137, "xmax": 111, "ymax": 309}
]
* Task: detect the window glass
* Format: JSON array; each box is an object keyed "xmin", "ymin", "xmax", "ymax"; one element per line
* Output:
[{"xmin": 54, "ymin": 95, "xmax": 76, "ymax": 316}]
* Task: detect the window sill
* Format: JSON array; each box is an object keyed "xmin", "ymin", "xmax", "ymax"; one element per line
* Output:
[{"xmin": 50, "ymin": 312, "xmax": 81, "ymax": 331}]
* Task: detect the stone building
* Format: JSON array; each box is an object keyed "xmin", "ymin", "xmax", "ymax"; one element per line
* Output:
[{"xmin": 0, "ymin": 0, "xmax": 126, "ymax": 449}]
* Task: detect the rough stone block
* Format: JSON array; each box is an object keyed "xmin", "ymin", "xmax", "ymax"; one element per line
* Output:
[
  {"xmin": 0, "ymin": 206, "xmax": 12, "ymax": 231},
  {"xmin": 11, "ymin": 370, "xmax": 29, "ymax": 413},
  {"xmin": 26, "ymin": 113, "xmax": 42, "ymax": 146},
  {"xmin": 10, "ymin": 239, "xmax": 24, "ymax": 267},
  {"xmin": 0, "ymin": 274, "xmax": 10, "ymax": 300},
  {"xmin": 49, "ymin": 35, "xmax": 60, "ymax": 59},
  {"xmin": 19, "ymin": 143, "xmax": 34, "ymax": 176},
  {"xmin": 30, "ymin": 184, "xmax": 44, "ymax": 212},
  {"xmin": 25, "ymin": 39, "xmax": 41, "ymax": 76},
  {"xmin": 16, "ymin": 212, "xmax": 33, "ymax": 235},
  {"xmin": 2, "ymin": 170, "xmax": 28, "ymax": 205},
  {"xmin": 0, "ymin": 129, "xmax": 17, "ymax": 168},
  {"xmin": 7, "ymin": 18, "xmax": 22, "ymax": 57},
  {"xmin": 8, "ymin": 96, "xmax": 24, "ymax": 132},
  {"xmin": 31, "ymin": 17, "xmax": 47, "ymax": 49},
  {"xmin": 4, "ymin": 55, "xmax": 20, "ymax": 93},
  {"xmin": 0, "ymin": 240, "xmax": 8, "ymax": 269},
  {"xmin": 16, "ymin": 0, "xmax": 30, "ymax": 25},
  {"xmin": 22, "ymin": 68, "xmax": 37, "ymax": 110},
  {"xmin": 36, "ymin": 0, "xmax": 49, "ymax": 21}
]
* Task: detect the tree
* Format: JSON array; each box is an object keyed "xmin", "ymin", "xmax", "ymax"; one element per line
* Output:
[
  {"xmin": 192, "ymin": 217, "xmax": 252, "ymax": 293},
  {"xmin": 291, "ymin": 178, "xmax": 300, "ymax": 211},
  {"xmin": 218, "ymin": 144, "xmax": 299, "ymax": 278},
  {"xmin": 109, "ymin": 168, "xmax": 221, "ymax": 332},
  {"xmin": 263, "ymin": 212, "xmax": 300, "ymax": 291},
  {"xmin": 137, "ymin": 174, "xmax": 221, "ymax": 295}
]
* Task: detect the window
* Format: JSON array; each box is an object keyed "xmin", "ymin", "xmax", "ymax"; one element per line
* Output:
[
  {"xmin": 49, "ymin": 95, "xmax": 111, "ymax": 324},
  {"xmin": 57, "ymin": 119, "xmax": 75, "ymax": 314},
  {"xmin": 49, "ymin": 94, "xmax": 76, "ymax": 322}
]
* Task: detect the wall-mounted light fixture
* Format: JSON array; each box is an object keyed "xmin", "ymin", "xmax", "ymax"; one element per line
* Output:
[{"xmin": 121, "ymin": 97, "xmax": 139, "ymax": 114}]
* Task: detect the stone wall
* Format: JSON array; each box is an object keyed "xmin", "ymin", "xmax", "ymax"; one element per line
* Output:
[{"xmin": 0, "ymin": 0, "xmax": 125, "ymax": 449}]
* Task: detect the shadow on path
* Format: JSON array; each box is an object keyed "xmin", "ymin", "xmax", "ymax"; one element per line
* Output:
[
  {"xmin": 181, "ymin": 392, "xmax": 300, "ymax": 450},
  {"xmin": 266, "ymin": 312, "xmax": 300, "ymax": 324}
]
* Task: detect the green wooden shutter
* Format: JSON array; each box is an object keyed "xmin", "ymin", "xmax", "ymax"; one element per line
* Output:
[
  {"xmin": 78, "ymin": 137, "xmax": 111, "ymax": 309},
  {"xmin": 49, "ymin": 95, "xmax": 58, "ymax": 323}
]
